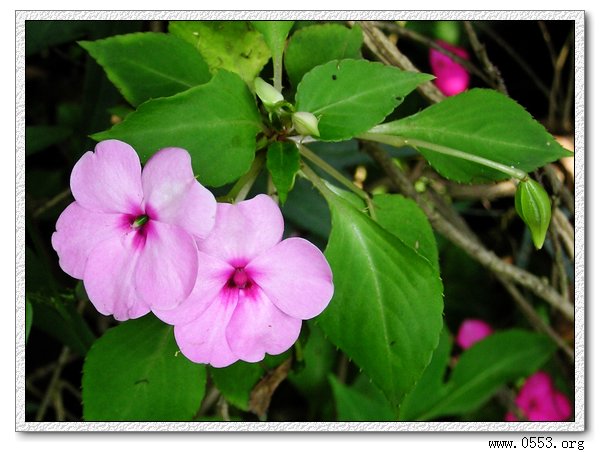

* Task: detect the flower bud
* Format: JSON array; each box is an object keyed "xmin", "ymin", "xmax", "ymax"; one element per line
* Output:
[
  {"xmin": 292, "ymin": 111, "xmax": 320, "ymax": 137},
  {"xmin": 254, "ymin": 77, "xmax": 283, "ymax": 108},
  {"xmin": 515, "ymin": 178, "xmax": 552, "ymax": 250}
]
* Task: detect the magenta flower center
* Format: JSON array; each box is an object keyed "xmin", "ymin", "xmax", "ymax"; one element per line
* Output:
[{"xmin": 229, "ymin": 267, "xmax": 252, "ymax": 289}]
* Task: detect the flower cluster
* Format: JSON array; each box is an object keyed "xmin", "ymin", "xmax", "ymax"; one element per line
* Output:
[
  {"xmin": 52, "ymin": 140, "xmax": 334, "ymax": 367},
  {"xmin": 505, "ymin": 371, "xmax": 572, "ymax": 422}
]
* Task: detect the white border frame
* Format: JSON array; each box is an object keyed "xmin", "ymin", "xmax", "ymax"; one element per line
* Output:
[{"xmin": 15, "ymin": 10, "xmax": 584, "ymax": 432}]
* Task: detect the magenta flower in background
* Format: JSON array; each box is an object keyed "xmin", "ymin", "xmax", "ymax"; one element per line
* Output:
[
  {"xmin": 456, "ymin": 318, "xmax": 494, "ymax": 350},
  {"xmin": 154, "ymin": 194, "xmax": 334, "ymax": 368},
  {"xmin": 429, "ymin": 40, "xmax": 470, "ymax": 96},
  {"xmin": 505, "ymin": 371, "xmax": 572, "ymax": 421},
  {"xmin": 52, "ymin": 140, "xmax": 216, "ymax": 320}
]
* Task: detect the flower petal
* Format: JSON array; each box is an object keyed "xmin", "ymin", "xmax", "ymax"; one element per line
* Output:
[
  {"xmin": 456, "ymin": 319, "xmax": 494, "ymax": 350},
  {"xmin": 246, "ymin": 237, "xmax": 334, "ymax": 320},
  {"xmin": 51, "ymin": 202, "xmax": 129, "ymax": 279},
  {"xmin": 429, "ymin": 41, "xmax": 470, "ymax": 97},
  {"xmin": 83, "ymin": 231, "xmax": 150, "ymax": 321},
  {"xmin": 225, "ymin": 287, "xmax": 302, "ymax": 363},
  {"xmin": 141, "ymin": 147, "xmax": 216, "ymax": 239},
  {"xmin": 70, "ymin": 140, "xmax": 143, "ymax": 214},
  {"xmin": 135, "ymin": 221, "xmax": 199, "ymax": 311},
  {"xmin": 174, "ymin": 289, "xmax": 239, "ymax": 368},
  {"xmin": 153, "ymin": 252, "xmax": 232, "ymax": 325},
  {"xmin": 198, "ymin": 194, "xmax": 284, "ymax": 266}
]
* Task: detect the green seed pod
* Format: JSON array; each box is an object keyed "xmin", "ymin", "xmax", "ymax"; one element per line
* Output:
[{"xmin": 515, "ymin": 178, "xmax": 552, "ymax": 250}]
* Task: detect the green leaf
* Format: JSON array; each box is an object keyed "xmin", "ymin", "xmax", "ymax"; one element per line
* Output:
[
  {"xmin": 210, "ymin": 362, "xmax": 264, "ymax": 411},
  {"xmin": 26, "ymin": 21, "xmax": 89, "ymax": 56},
  {"xmin": 266, "ymin": 141, "xmax": 300, "ymax": 204},
  {"xmin": 169, "ymin": 21, "xmax": 271, "ymax": 86},
  {"xmin": 295, "ymin": 59, "xmax": 433, "ymax": 141},
  {"xmin": 93, "ymin": 70, "xmax": 263, "ymax": 187},
  {"xmin": 285, "ymin": 24, "xmax": 363, "ymax": 88},
  {"xmin": 515, "ymin": 178, "xmax": 552, "ymax": 249},
  {"xmin": 329, "ymin": 375, "xmax": 396, "ymax": 421},
  {"xmin": 25, "ymin": 125, "xmax": 72, "ymax": 156},
  {"xmin": 317, "ymin": 190, "xmax": 444, "ymax": 408},
  {"xmin": 414, "ymin": 329, "xmax": 556, "ymax": 420},
  {"xmin": 83, "ymin": 315, "xmax": 206, "ymax": 421},
  {"xmin": 80, "ymin": 32, "xmax": 212, "ymax": 107},
  {"xmin": 251, "ymin": 21, "xmax": 294, "ymax": 69},
  {"xmin": 28, "ymin": 293, "xmax": 95, "ymax": 356},
  {"xmin": 366, "ymin": 89, "xmax": 572, "ymax": 183},
  {"xmin": 209, "ymin": 352, "xmax": 289, "ymax": 411},
  {"xmin": 399, "ymin": 327, "xmax": 452, "ymax": 420},
  {"xmin": 372, "ymin": 193, "xmax": 439, "ymax": 272},
  {"xmin": 25, "ymin": 298, "xmax": 33, "ymax": 344}
]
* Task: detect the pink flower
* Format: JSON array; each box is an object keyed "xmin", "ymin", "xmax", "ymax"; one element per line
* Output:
[
  {"xmin": 456, "ymin": 319, "xmax": 493, "ymax": 350},
  {"xmin": 52, "ymin": 140, "xmax": 216, "ymax": 320},
  {"xmin": 506, "ymin": 371, "xmax": 573, "ymax": 421},
  {"xmin": 154, "ymin": 194, "xmax": 334, "ymax": 367},
  {"xmin": 429, "ymin": 40, "xmax": 470, "ymax": 96}
]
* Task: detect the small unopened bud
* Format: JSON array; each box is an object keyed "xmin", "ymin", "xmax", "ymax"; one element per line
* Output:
[
  {"xmin": 292, "ymin": 111, "xmax": 320, "ymax": 137},
  {"xmin": 254, "ymin": 77, "xmax": 283, "ymax": 108},
  {"xmin": 515, "ymin": 178, "xmax": 552, "ymax": 250}
]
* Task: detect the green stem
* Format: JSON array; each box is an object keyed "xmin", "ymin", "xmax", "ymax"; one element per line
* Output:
[
  {"xmin": 298, "ymin": 143, "xmax": 371, "ymax": 203},
  {"xmin": 219, "ymin": 152, "xmax": 265, "ymax": 203},
  {"xmin": 300, "ymin": 159, "xmax": 376, "ymax": 220},
  {"xmin": 299, "ymin": 161, "xmax": 334, "ymax": 199},
  {"xmin": 273, "ymin": 54, "xmax": 283, "ymax": 93},
  {"xmin": 359, "ymin": 132, "xmax": 528, "ymax": 181}
]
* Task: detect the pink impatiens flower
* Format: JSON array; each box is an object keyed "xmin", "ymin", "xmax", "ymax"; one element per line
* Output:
[
  {"xmin": 429, "ymin": 40, "xmax": 470, "ymax": 96},
  {"xmin": 456, "ymin": 318, "xmax": 494, "ymax": 350},
  {"xmin": 505, "ymin": 371, "xmax": 572, "ymax": 422},
  {"xmin": 154, "ymin": 194, "xmax": 334, "ymax": 367},
  {"xmin": 52, "ymin": 140, "xmax": 216, "ymax": 320}
]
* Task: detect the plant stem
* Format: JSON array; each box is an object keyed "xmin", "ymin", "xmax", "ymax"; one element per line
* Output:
[
  {"xmin": 219, "ymin": 152, "xmax": 265, "ymax": 203},
  {"xmin": 360, "ymin": 132, "xmax": 529, "ymax": 181},
  {"xmin": 299, "ymin": 161, "xmax": 334, "ymax": 199},
  {"xmin": 298, "ymin": 144, "xmax": 376, "ymax": 218},
  {"xmin": 463, "ymin": 21, "xmax": 508, "ymax": 95},
  {"xmin": 273, "ymin": 54, "xmax": 283, "ymax": 93},
  {"xmin": 298, "ymin": 144, "xmax": 369, "ymax": 202}
]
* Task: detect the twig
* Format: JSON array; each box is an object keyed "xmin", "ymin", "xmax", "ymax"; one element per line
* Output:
[
  {"xmin": 553, "ymin": 210, "xmax": 575, "ymax": 262},
  {"xmin": 364, "ymin": 142, "xmax": 573, "ymax": 322},
  {"xmin": 538, "ymin": 21, "xmax": 558, "ymax": 65},
  {"xmin": 544, "ymin": 164, "xmax": 575, "ymax": 215},
  {"xmin": 32, "ymin": 188, "xmax": 72, "ymax": 218},
  {"xmin": 463, "ymin": 21, "xmax": 508, "ymax": 95},
  {"xmin": 474, "ymin": 22, "xmax": 551, "ymax": 99},
  {"xmin": 26, "ymin": 354, "xmax": 78, "ymax": 383},
  {"xmin": 357, "ymin": 21, "xmax": 445, "ymax": 104},
  {"xmin": 217, "ymin": 395, "xmax": 230, "ymax": 421},
  {"xmin": 35, "ymin": 346, "xmax": 71, "ymax": 421},
  {"xmin": 500, "ymin": 278, "xmax": 573, "ymax": 362},
  {"xmin": 561, "ymin": 50, "xmax": 575, "ymax": 132},
  {"xmin": 548, "ymin": 31, "xmax": 573, "ymax": 131},
  {"xmin": 444, "ymin": 180, "xmax": 515, "ymax": 201},
  {"xmin": 196, "ymin": 385, "xmax": 221, "ymax": 418},
  {"xmin": 372, "ymin": 21, "xmax": 494, "ymax": 86},
  {"xmin": 548, "ymin": 218, "xmax": 570, "ymax": 299}
]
